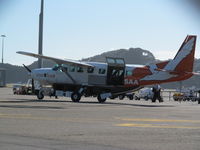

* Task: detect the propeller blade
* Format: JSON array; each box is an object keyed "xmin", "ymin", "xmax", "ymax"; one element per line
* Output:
[{"xmin": 23, "ymin": 64, "xmax": 32, "ymax": 73}]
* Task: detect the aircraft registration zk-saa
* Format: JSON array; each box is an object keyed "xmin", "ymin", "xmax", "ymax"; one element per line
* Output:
[{"xmin": 17, "ymin": 35, "xmax": 197, "ymax": 103}]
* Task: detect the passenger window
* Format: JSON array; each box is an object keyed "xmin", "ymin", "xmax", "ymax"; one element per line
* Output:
[
  {"xmin": 61, "ymin": 67, "xmax": 68, "ymax": 72},
  {"xmin": 77, "ymin": 67, "xmax": 84, "ymax": 72},
  {"xmin": 87, "ymin": 67, "xmax": 94, "ymax": 73},
  {"xmin": 70, "ymin": 66, "xmax": 75, "ymax": 72},
  {"xmin": 99, "ymin": 68, "xmax": 106, "ymax": 74}
]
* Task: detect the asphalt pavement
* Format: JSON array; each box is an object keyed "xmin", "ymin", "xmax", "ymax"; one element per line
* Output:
[{"xmin": 0, "ymin": 88, "xmax": 200, "ymax": 150}]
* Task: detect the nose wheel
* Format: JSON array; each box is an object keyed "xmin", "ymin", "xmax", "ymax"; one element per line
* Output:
[{"xmin": 37, "ymin": 90, "xmax": 44, "ymax": 100}]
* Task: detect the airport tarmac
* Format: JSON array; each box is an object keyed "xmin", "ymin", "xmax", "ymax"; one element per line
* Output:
[{"xmin": 0, "ymin": 87, "xmax": 200, "ymax": 150}]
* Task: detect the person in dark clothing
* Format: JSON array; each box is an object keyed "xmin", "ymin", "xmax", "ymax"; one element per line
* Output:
[
  {"xmin": 198, "ymin": 90, "xmax": 200, "ymax": 104},
  {"xmin": 152, "ymin": 84, "xmax": 163, "ymax": 103}
]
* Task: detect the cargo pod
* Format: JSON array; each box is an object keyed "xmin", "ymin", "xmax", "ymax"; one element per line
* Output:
[{"xmin": 106, "ymin": 57, "xmax": 125, "ymax": 85}]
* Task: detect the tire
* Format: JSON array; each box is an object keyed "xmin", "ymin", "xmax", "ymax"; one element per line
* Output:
[
  {"xmin": 128, "ymin": 95, "xmax": 134, "ymax": 100},
  {"xmin": 97, "ymin": 95, "xmax": 106, "ymax": 103},
  {"xmin": 37, "ymin": 91, "xmax": 44, "ymax": 100},
  {"xmin": 71, "ymin": 92, "xmax": 81, "ymax": 102},
  {"xmin": 119, "ymin": 95, "xmax": 125, "ymax": 100},
  {"xmin": 144, "ymin": 96, "xmax": 148, "ymax": 101},
  {"xmin": 135, "ymin": 96, "xmax": 140, "ymax": 100}
]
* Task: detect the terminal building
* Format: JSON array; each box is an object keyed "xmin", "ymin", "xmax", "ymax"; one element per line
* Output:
[{"xmin": 0, "ymin": 68, "xmax": 6, "ymax": 87}]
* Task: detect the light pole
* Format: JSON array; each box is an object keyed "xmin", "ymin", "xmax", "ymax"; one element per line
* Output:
[
  {"xmin": 1, "ymin": 35, "xmax": 6, "ymax": 64},
  {"xmin": 38, "ymin": 0, "xmax": 44, "ymax": 68}
]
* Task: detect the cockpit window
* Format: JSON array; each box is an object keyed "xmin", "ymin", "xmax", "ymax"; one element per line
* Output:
[
  {"xmin": 52, "ymin": 65, "xmax": 60, "ymax": 71},
  {"xmin": 52, "ymin": 64, "xmax": 68, "ymax": 72}
]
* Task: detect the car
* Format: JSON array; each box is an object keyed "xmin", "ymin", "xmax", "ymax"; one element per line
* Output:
[{"xmin": 135, "ymin": 88, "xmax": 154, "ymax": 100}]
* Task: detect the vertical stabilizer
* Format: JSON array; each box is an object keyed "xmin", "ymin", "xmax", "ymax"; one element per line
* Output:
[{"xmin": 164, "ymin": 35, "xmax": 196, "ymax": 73}]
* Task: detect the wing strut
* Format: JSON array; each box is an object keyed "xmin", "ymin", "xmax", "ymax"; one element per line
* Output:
[{"xmin": 61, "ymin": 68, "xmax": 77, "ymax": 84}]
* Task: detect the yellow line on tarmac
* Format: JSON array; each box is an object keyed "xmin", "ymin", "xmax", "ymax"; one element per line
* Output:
[
  {"xmin": 117, "ymin": 118, "xmax": 200, "ymax": 123},
  {"xmin": 116, "ymin": 123, "xmax": 200, "ymax": 129}
]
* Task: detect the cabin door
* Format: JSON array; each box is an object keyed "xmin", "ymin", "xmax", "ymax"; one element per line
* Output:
[{"xmin": 106, "ymin": 57, "xmax": 125, "ymax": 85}]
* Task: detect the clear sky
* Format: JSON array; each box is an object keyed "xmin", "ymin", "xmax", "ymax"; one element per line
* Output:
[{"xmin": 0, "ymin": 0, "xmax": 200, "ymax": 66}]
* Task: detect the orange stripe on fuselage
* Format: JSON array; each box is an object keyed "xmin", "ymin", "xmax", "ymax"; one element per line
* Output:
[
  {"xmin": 139, "ymin": 73, "xmax": 193, "ymax": 86},
  {"xmin": 124, "ymin": 72, "xmax": 193, "ymax": 87},
  {"xmin": 132, "ymin": 67, "xmax": 152, "ymax": 79}
]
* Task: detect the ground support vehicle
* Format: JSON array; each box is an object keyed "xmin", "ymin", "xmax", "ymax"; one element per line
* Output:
[
  {"xmin": 13, "ymin": 79, "xmax": 40, "ymax": 95},
  {"xmin": 134, "ymin": 88, "xmax": 153, "ymax": 101},
  {"xmin": 173, "ymin": 91, "xmax": 199, "ymax": 102}
]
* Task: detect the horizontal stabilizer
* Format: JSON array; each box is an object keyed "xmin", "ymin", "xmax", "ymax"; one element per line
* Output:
[{"xmin": 155, "ymin": 68, "xmax": 200, "ymax": 76}]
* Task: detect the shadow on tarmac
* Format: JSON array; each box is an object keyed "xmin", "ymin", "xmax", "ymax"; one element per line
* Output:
[
  {"xmin": 80, "ymin": 101, "xmax": 175, "ymax": 108},
  {"xmin": 2, "ymin": 98, "xmax": 68, "ymax": 103},
  {"xmin": 0, "ymin": 105, "xmax": 63, "ymax": 109},
  {"xmin": 0, "ymin": 98, "xmax": 175, "ymax": 108}
]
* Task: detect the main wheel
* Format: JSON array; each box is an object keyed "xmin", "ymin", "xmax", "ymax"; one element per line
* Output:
[
  {"xmin": 71, "ymin": 92, "xmax": 81, "ymax": 102},
  {"xmin": 97, "ymin": 95, "xmax": 107, "ymax": 103}
]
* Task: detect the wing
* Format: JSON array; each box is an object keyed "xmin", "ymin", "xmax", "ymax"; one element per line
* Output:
[{"xmin": 17, "ymin": 51, "xmax": 94, "ymax": 68}]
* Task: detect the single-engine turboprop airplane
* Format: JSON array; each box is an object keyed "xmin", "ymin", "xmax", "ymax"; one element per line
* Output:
[{"xmin": 17, "ymin": 35, "xmax": 197, "ymax": 103}]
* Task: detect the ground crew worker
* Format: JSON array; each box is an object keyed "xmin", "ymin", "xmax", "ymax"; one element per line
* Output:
[
  {"xmin": 198, "ymin": 90, "xmax": 200, "ymax": 104},
  {"xmin": 152, "ymin": 84, "xmax": 163, "ymax": 103}
]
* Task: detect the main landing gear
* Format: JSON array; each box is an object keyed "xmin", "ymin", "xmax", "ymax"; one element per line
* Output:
[
  {"xmin": 97, "ymin": 94, "xmax": 107, "ymax": 103},
  {"xmin": 37, "ymin": 86, "xmax": 109, "ymax": 103},
  {"xmin": 70, "ymin": 92, "xmax": 107, "ymax": 103},
  {"xmin": 71, "ymin": 92, "xmax": 81, "ymax": 102},
  {"xmin": 70, "ymin": 86, "xmax": 109, "ymax": 103}
]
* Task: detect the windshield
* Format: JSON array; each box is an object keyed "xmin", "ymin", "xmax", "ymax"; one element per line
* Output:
[{"xmin": 52, "ymin": 64, "xmax": 60, "ymax": 71}]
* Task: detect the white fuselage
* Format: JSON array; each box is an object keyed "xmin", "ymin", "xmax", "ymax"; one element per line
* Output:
[{"xmin": 31, "ymin": 62, "xmax": 143, "ymax": 85}]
